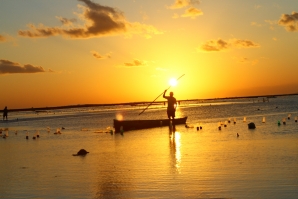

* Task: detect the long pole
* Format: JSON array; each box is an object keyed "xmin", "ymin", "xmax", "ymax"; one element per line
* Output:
[{"xmin": 138, "ymin": 74, "xmax": 185, "ymax": 115}]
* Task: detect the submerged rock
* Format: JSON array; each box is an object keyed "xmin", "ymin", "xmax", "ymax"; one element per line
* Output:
[
  {"xmin": 248, "ymin": 122, "xmax": 256, "ymax": 129},
  {"xmin": 73, "ymin": 149, "xmax": 89, "ymax": 156}
]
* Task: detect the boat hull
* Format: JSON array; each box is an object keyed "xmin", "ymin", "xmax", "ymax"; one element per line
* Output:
[{"xmin": 113, "ymin": 117, "xmax": 187, "ymax": 133}]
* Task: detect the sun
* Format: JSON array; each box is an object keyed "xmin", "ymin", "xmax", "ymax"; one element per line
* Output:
[{"xmin": 169, "ymin": 78, "xmax": 178, "ymax": 87}]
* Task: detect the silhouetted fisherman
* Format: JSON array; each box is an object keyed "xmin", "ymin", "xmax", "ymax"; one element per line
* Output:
[{"xmin": 163, "ymin": 90, "xmax": 177, "ymax": 120}]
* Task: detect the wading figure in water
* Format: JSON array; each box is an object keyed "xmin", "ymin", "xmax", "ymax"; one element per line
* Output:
[
  {"xmin": 3, "ymin": 106, "xmax": 8, "ymax": 121},
  {"xmin": 163, "ymin": 90, "xmax": 177, "ymax": 120}
]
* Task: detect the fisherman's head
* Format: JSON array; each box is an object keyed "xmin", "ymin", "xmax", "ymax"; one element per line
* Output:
[{"xmin": 170, "ymin": 92, "xmax": 173, "ymax": 97}]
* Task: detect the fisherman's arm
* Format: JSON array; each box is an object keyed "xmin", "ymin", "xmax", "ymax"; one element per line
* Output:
[{"xmin": 163, "ymin": 90, "xmax": 167, "ymax": 98}]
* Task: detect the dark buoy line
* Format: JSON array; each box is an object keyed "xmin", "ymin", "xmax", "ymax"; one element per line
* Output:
[{"xmin": 3, "ymin": 112, "xmax": 296, "ymax": 141}]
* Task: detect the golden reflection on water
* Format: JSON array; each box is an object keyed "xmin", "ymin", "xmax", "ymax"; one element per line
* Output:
[
  {"xmin": 169, "ymin": 130, "xmax": 181, "ymax": 174},
  {"xmin": 174, "ymin": 106, "xmax": 183, "ymax": 119}
]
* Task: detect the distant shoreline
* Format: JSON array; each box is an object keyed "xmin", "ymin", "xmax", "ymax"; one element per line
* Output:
[{"xmin": 2, "ymin": 93, "xmax": 298, "ymax": 112}]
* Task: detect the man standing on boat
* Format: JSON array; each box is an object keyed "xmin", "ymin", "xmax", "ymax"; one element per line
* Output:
[{"xmin": 163, "ymin": 90, "xmax": 177, "ymax": 119}]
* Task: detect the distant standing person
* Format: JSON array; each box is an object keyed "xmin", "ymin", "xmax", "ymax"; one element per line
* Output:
[
  {"xmin": 163, "ymin": 90, "xmax": 177, "ymax": 119},
  {"xmin": 3, "ymin": 106, "xmax": 8, "ymax": 120}
]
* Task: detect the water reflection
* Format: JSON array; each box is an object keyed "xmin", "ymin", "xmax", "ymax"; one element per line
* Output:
[
  {"xmin": 169, "ymin": 130, "xmax": 181, "ymax": 174},
  {"xmin": 174, "ymin": 107, "xmax": 183, "ymax": 119}
]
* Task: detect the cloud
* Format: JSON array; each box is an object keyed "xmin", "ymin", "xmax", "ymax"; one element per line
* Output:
[
  {"xmin": 200, "ymin": 39, "xmax": 229, "ymax": 52},
  {"xmin": 18, "ymin": 0, "xmax": 162, "ymax": 39},
  {"xmin": 0, "ymin": 35, "xmax": 6, "ymax": 42},
  {"xmin": 251, "ymin": 22, "xmax": 262, "ymax": 27},
  {"xmin": 233, "ymin": 57, "xmax": 259, "ymax": 66},
  {"xmin": 169, "ymin": 0, "xmax": 202, "ymax": 19},
  {"xmin": 90, "ymin": 51, "xmax": 111, "ymax": 59},
  {"xmin": 232, "ymin": 39, "xmax": 260, "ymax": 48},
  {"xmin": 0, "ymin": 59, "xmax": 46, "ymax": 75},
  {"xmin": 181, "ymin": 7, "xmax": 203, "ymax": 19},
  {"xmin": 169, "ymin": 0, "xmax": 200, "ymax": 9},
  {"xmin": 265, "ymin": 20, "xmax": 278, "ymax": 30},
  {"xmin": 199, "ymin": 38, "xmax": 260, "ymax": 52},
  {"xmin": 122, "ymin": 59, "xmax": 146, "ymax": 68},
  {"xmin": 278, "ymin": 11, "xmax": 298, "ymax": 32},
  {"xmin": 239, "ymin": 57, "xmax": 249, "ymax": 63},
  {"xmin": 56, "ymin": 16, "xmax": 77, "ymax": 26}
]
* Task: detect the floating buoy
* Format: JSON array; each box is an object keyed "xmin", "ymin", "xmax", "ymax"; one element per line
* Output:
[
  {"xmin": 288, "ymin": 114, "xmax": 291, "ymax": 120},
  {"xmin": 185, "ymin": 124, "xmax": 193, "ymax": 128},
  {"xmin": 248, "ymin": 122, "xmax": 256, "ymax": 129},
  {"xmin": 54, "ymin": 128, "xmax": 61, "ymax": 134}
]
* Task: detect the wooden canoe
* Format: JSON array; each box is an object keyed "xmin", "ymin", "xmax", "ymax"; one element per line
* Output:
[{"xmin": 113, "ymin": 117, "xmax": 187, "ymax": 133}]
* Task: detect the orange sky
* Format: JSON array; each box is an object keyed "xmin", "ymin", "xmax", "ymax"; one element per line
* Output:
[{"xmin": 0, "ymin": 0, "xmax": 298, "ymax": 109}]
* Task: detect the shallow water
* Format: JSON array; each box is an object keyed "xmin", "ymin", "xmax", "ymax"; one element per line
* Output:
[{"xmin": 1, "ymin": 96, "xmax": 298, "ymax": 198}]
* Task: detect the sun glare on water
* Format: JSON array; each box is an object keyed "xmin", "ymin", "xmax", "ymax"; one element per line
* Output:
[{"xmin": 169, "ymin": 78, "xmax": 178, "ymax": 87}]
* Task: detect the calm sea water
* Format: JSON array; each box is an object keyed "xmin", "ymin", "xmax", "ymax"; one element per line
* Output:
[{"xmin": 1, "ymin": 95, "xmax": 298, "ymax": 199}]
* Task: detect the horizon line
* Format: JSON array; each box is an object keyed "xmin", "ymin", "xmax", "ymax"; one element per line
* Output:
[{"xmin": 3, "ymin": 92, "xmax": 298, "ymax": 112}]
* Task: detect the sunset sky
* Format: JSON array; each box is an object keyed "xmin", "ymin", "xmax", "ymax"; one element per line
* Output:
[{"xmin": 1, "ymin": 0, "xmax": 298, "ymax": 109}]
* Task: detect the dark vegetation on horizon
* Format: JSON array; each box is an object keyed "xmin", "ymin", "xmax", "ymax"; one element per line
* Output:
[{"xmin": 2, "ymin": 93, "xmax": 298, "ymax": 112}]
